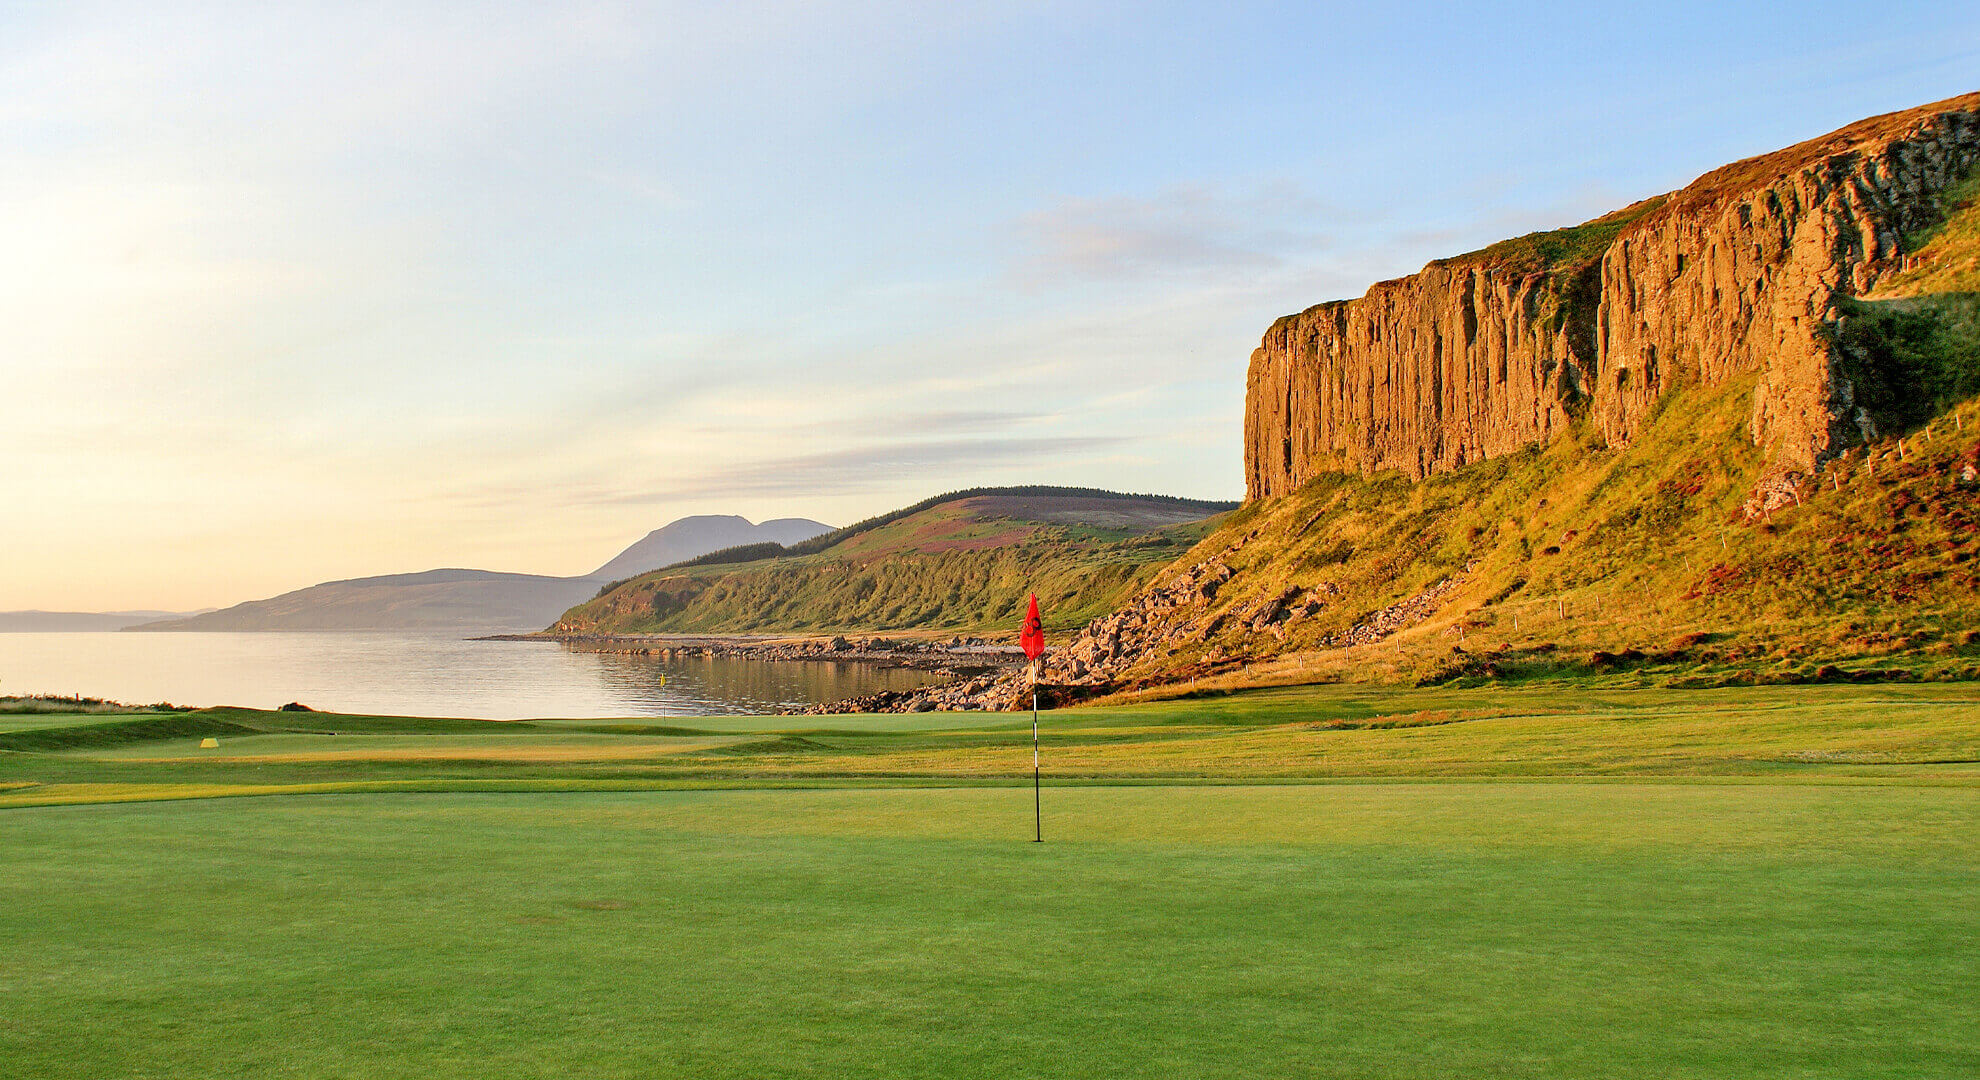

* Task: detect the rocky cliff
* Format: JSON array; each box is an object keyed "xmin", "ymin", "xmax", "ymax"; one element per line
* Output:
[{"xmin": 1246, "ymin": 92, "xmax": 1980, "ymax": 498}]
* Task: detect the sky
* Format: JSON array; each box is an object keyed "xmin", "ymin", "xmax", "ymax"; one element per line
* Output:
[{"xmin": 4, "ymin": 1, "xmax": 1977, "ymax": 611}]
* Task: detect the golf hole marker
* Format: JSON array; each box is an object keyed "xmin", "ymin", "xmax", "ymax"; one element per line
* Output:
[{"xmin": 1021, "ymin": 592, "xmax": 1046, "ymax": 843}]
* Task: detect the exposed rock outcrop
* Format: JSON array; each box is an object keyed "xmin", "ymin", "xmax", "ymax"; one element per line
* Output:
[
  {"xmin": 832, "ymin": 551, "xmax": 1472, "ymax": 713},
  {"xmin": 1246, "ymin": 92, "xmax": 1980, "ymax": 497}
]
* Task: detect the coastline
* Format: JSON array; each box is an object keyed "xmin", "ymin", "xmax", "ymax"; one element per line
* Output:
[{"xmin": 479, "ymin": 631, "xmax": 1025, "ymax": 676}]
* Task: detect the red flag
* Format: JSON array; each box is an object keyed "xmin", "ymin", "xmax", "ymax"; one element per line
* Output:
[{"xmin": 1019, "ymin": 593, "xmax": 1045, "ymax": 660}]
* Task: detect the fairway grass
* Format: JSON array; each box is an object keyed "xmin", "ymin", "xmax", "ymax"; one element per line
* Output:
[
  {"xmin": 3, "ymin": 681, "xmax": 1976, "ymax": 808},
  {"xmin": 4, "ymin": 785, "xmax": 1976, "ymax": 1078},
  {"xmin": 4, "ymin": 682, "xmax": 1977, "ymax": 1076}
]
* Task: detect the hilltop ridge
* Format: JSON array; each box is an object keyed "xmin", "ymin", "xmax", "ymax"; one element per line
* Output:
[
  {"xmin": 549, "ymin": 487, "xmax": 1236, "ymax": 636},
  {"xmin": 590, "ymin": 516, "xmax": 832, "ymax": 582}
]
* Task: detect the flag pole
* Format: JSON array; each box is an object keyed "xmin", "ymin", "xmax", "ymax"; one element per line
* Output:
[
  {"xmin": 1032, "ymin": 657, "xmax": 1042, "ymax": 843},
  {"xmin": 1019, "ymin": 592, "xmax": 1045, "ymax": 844}
]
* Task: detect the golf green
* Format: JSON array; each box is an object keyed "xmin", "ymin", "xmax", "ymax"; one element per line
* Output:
[{"xmin": 5, "ymin": 783, "xmax": 1975, "ymax": 1078}]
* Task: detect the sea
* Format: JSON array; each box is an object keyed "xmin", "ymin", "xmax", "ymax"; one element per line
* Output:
[{"xmin": 0, "ymin": 632, "xmax": 942, "ymax": 718}]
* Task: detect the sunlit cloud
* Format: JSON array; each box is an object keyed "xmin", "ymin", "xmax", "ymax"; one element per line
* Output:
[
  {"xmin": 602, "ymin": 435, "xmax": 1136, "ymax": 501},
  {"xmin": 1014, "ymin": 182, "xmax": 1333, "ymax": 283},
  {"xmin": 432, "ymin": 433, "xmax": 1129, "ymax": 508}
]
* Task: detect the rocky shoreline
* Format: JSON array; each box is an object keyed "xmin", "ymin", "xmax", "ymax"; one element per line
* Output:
[
  {"xmin": 794, "ymin": 548, "xmax": 1478, "ymax": 714},
  {"xmin": 484, "ymin": 631, "xmax": 1026, "ymax": 692},
  {"xmin": 487, "ymin": 541, "xmax": 1474, "ymax": 715}
]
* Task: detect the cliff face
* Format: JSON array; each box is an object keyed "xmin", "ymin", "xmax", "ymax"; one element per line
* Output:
[{"xmin": 1246, "ymin": 92, "xmax": 1980, "ymax": 499}]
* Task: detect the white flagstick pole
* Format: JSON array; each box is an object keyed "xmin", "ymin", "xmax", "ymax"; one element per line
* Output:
[{"xmin": 1032, "ymin": 657, "xmax": 1042, "ymax": 843}]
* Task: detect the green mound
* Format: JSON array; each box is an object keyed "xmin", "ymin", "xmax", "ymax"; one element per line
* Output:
[
  {"xmin": 688, "ymin": 734, "xmax": 833, "ymax": 756},
  {"xmin": 0, "ymin": 714, "xmax": 261, "ymax": 754},
  {"xmin": 0, "ymin": 706, "xmax": 547, "ymax": 756}
]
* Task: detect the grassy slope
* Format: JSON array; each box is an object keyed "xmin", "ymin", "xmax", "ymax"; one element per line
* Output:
[
  {"xmin": 556, "ymin": 496, "xmax": 1226, "ymax": 636},
  {"xmin": 1101, "ymin": 369, "xmax": 1980, "ymax": 693}
]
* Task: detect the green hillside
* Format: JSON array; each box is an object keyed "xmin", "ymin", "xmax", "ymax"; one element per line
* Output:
[
  {"xmin": 551, "ymin": 489, "xmax": 1233, "ymax": 635},
  {"xmin": 1077, "ymin": 371, "xmax": 1980, "ymax": 697}
]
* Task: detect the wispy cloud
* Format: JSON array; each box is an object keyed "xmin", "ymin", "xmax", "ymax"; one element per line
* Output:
[
  {"xmin": 670, "ymin": 435, "xmax": 1132, "ymax": 497},
  {"xmin": 443, "ymin": 434, "xmax": 1133, "ymax": 510},
  {"xmin": 788, "ymin": 408, "xmax": 1048, "ymax": 437},
  {"xmin": 1014, "ymin": 182, "xmax": 1333, "ymax": 284}
]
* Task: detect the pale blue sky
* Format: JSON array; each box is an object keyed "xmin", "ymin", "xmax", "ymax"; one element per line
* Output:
[{"xmin": 4, "ymin": 1, "xmax": 1977, "ymax": 609}]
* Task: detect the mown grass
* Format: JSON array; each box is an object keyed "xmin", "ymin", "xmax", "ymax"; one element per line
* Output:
[
  {"xmin": 4, "ymin": 680, "xmax": 1976, "ymax": 808},
  {"xmin": 3, "ymin": 783, "xmax": 1976, "ymax": 1078},
  {"xmin": 5, "ymin": 688, "xmax": 1976, "ymax": 1076}
]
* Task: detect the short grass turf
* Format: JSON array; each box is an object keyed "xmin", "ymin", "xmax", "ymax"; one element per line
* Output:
[
  {"xmin": 3, "ymin": 682, "xmax": 1976, "ymax": 806},
  {"xmin": 3, "ymin": 784, "xmax": 1976, "ymax": 1079}
]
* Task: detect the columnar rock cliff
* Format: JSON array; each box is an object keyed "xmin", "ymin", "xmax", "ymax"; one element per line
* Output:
[{"xmin": 1246, "ymin": 92, "xmax": 1980, "ymax": 499}]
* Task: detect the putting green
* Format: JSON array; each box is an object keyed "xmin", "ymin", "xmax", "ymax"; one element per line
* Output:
[
  {"xmin": 65, "ymin": 732, "xmax": 753, "ymax": 763},
  {"xmin": 3, "ymin": 784, "xmax": 1976, "ymax": 1078},
  {"xmin": 530, "ymin": 710, "xmax": 1029, "ymax": 734}
]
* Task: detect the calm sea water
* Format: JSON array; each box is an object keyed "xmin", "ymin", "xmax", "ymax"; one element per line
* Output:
[{"xmin": 0, "ymin": 632, "xmax": 941, "ymax": 718}]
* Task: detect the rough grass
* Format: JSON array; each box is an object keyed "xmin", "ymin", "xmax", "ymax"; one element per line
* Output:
[
  {"xmin": 1880, "ymin": 158, "xmax": 1980, "ymax": 296},
  {"xmin": 1830, "ymin": 292, "xmax": 1980, "ymax": 433},
  {"xmin": 0, "ymin": 694, "xmax": 185, "ymax": 715},
  {"xmin": 1437, "ymin": 195, "xmax": 1667, "ymax": 275},
  {"xmin": 1824, "ymin": 161, "xmax": 1980, "ymax": 428}
]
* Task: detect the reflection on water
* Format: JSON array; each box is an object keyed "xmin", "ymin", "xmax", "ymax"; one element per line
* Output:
[
  {"xmin": 0, "ymin": 632, "xmax": 942, "ymax": 719},
  {"xmin": 578, "ymin": 647, "xmax": 939, "ymax": 716}
]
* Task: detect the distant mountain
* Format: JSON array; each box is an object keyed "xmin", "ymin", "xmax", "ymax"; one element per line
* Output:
[
  {"xmin": 590, "ymin": 516, "xmax": 833, "ymax": 582},
  {"xmin": 130, "ymin": 515, "xmax": 837, "ymax": 633},
  {"xmin": 132, "ymin": 570, "xmax": 607, "ymax": 633},
  {"xmin": 0, "ymin": 610, "xmax": 207, "ymax": 632}
]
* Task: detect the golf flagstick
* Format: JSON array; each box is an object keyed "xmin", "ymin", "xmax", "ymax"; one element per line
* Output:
[
  {"xmin": 1019, "ymin": 592, "xmax": 1045, "ymax": 843},
  {"xmin": 1032, "ymin": 658, "xmax": 1041, "ymax": 843}
]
